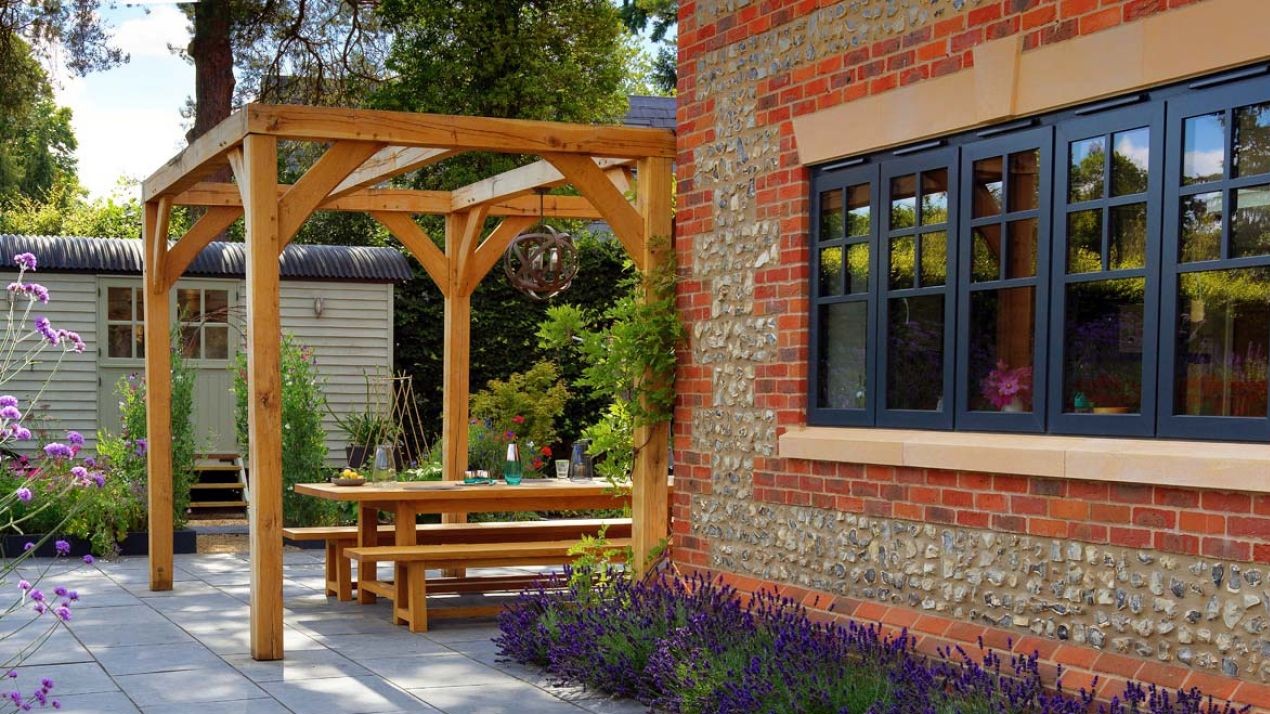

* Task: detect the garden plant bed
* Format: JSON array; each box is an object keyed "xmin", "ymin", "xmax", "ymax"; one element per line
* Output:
[
  {"xmin": 497, "ymin": 571, "xmax": 1250, "ymax": 714},
  {"xmin": 0, "ymin": 530, "xmax": 197, "ymax": 558}
]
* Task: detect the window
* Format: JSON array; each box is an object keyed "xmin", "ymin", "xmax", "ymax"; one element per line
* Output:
[
  {"xmin": 808, "ymin": 65, "xmax": 1270, "ymax": 441},
  {"xmin": 176, "ymin": 286, "xmax": 232, "ymax": 361},
  {"xmin": 105, "ymin": 285, "xmax": 145, "ymax": 359}
]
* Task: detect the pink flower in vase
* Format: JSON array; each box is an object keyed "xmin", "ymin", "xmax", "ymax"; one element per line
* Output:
[{"xmin": 981, "ymin": 360, "xmax": 1032, "ymax": 411}]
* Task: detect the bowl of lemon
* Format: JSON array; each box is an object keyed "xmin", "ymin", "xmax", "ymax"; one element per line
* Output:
[{"xmin": 332, "ymin": 468, "xmax": 366, "ymax": 487}]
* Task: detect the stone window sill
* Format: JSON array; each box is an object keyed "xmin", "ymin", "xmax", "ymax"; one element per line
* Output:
[{"xmin": 777, "ymin": 427, "xmax": 1270, "ymax": 494}]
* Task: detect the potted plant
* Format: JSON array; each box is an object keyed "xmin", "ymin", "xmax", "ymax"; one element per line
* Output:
[
  {"xmin": 980, "ymin": 360, "xmax": 1032, "ymax": 412},
  {"xmin": 335, "ymin": 410, "xmax": 397, "ymax": 469}
]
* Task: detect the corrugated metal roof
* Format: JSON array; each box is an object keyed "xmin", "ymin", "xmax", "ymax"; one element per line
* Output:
[
  {"xmin": 0, "ymin": 235, "xmax": 414, "ymax": 282},
  {"xmin": 624, "ymin": 95, "xmax": 676, "ymax": 130}
]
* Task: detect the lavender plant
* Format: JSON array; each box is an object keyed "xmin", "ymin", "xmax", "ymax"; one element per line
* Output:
[
  {"xmin": 497, "ymin": 571, "xmax": 1250, "ymax": 714},
  {"xmin": 0, "ymin": 252, "xmax": 102, "ymax": 711}
]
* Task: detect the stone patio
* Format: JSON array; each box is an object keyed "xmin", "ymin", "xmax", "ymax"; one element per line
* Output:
[{"xmin": 3, "ymin": 552, "xmax": 648, "ymax": 713}]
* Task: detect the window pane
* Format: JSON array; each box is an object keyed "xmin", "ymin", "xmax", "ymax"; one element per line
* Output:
[
  {"xmin": 1006, "ymin": 219, "xmax": 1038, "ymax": 279},
  {"xmin": 1180, "ymin": 192, "xmax": 1223, "ymax": 263},
  {"xmin": 1111, "ymin": 128, "xmax": 1150, "ymax": 196},
  {"xmin": 846, "ymin": 243, "xmax": 869, "ymax": 294},
  {"xmin": 136, "ymin": 291, "xmax": 144, "ymax": 320},
  {"xmin": 1234, "ymin": 102, "xmax": 1270, "ymax": 178},
  {"xmin": 1008, "ymin": 150, "xmax": 1040, "ymax": 212},
  {"xmin": 1231, "ymin": 185, "xmax": 1270, "ymax": 258},
  {"xmin": 819, "ymin": 189, "xmax": 844, "ymax": 240},
  {"xmin": 887, "ymin": 295, "xmax": 944, "ymax": 411},
  {"xmin": 972, "ymin": 225, "xmax": 1000, "ymax": 282},
  {"xmin": 1069, "ymin": 136, "xmax": 1106, "ymax": 203},
  {"xmin": 920, "ymin": 169, "xmax": 949, "ymax": 225},
  {"xmin": 107, "ymin": 287, "xmax": 131, "ymax": 321},
  {"xmin": 890, "ymin": 175, "xmax": 917, "ymax": 229},
  {"xmin": 819, "ymin": 247, "xmax": 843, "ymax": 296},
  {"xmin": 969, "ymin": 286, "xmax": 1036, "ymax": 412},
  {"xmin": 1066, "ymin": 209, "xmax": 1102, "ymax": 274},
  {"xmin": 1109, "ymin": 203, "xmax": 1147, "ymax": 270},
  {"xmin": 846, "ymin": 184, "xmax": 871, "ymax": 237},
  {"xmin": 1175, "ymin": 268, "xmax": 1270, "ymax": 417},
  {"xmin": 1183, "ymin": 112, "xmax": 1225, "ymax": 185},
  {"xmin": 204, "ymin": 326, "xmax": 230, "ymax": 360},
  {"xmin": 107, "ymin": 325, "xmax": 133, "ymax": 359},
  {"xmin": 972, "ymin": 157, "xmax": 1003, "ymax": 218},
  {"xmin": 204, "ymin": 290, "xmax": 230, "ymax": 323},
  {"xmin": 818, "ymin": 302, "xmax": 868, "ymax": 410},
  {"xmin": 889, "ymin": 236, "xmax": 915, "ymax": 289},
  {"xmin": 135, "ymin": 325, "xmax": 145, "ymax": 357},
  {"xmin": 1063, "ymin": 278, "xmax": 1145, "ymax": 414},
  {"xmin": 180, "ymin": 325, "xmax": 201, "ymax": 358},
  {"xmin": 177, "ymin": 288, "xmax": 202, "ymax": 320},
  {"xmin": 920, "ymin": 231, "xmax": 946, "ymax": 286}
]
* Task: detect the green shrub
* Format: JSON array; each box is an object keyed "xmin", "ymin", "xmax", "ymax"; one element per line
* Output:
[
  {"xmin": 233, "ymin": 335, "xmax": 336, "ymax": 527},
  {"xmin": 470, "ymin": 360, "xmax": 568, "ymax": 454}
]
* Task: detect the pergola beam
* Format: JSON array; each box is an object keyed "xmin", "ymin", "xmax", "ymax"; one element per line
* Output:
[
  {"xmin": 543, "ymin": 153, "xmax": 646, "ymax": 271},
  {"xmin": 279, "ymin": 140, "xmax": 385, "ymax": 247},
  {"xmin": 462, "ymin": 217, "xmax": 536, "ymax": 295},
  {"xmin": 328, "ymin": 146, "xmax": 458, "ymax": 200},
  {"xmin": 162, "ymin": 206, "xmax": 243, "ymax": 290},
  {"xmin": 173, "ymin": 183, "xmax": 605, "ymax": 218},
  {"xmin": 450, "ymin": 157, "xmax": 630, "ymax": 212},
  {"xmin": 142, "ymin": 112, "xmax": 248, "ymax": 201},
  {"xmin": 245, "ymin": 104, "xmax": 676, "ymax": 159},
  {"xmin": 370, "ymin": 212, "xmax": 450, "ymax": 296}
]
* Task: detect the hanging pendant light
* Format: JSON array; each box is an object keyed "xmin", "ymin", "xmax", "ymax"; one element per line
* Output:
[{"xmin": 504, "ymin": 189, "xmax": 580, "ymax": 301}]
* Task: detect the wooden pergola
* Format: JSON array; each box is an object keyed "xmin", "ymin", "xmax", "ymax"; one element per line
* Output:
[{"xmin": 139, "ymin": 104, "xmax": 675, "ymax": 661}]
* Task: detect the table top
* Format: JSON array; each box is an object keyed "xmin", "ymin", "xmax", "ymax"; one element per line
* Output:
[{"xmin": 293, "ymin": 478, "xmax": 630, "ymax": 503}]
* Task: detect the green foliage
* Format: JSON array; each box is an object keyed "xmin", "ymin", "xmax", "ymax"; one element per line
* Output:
[
  {"xmin": 233, "ymin": 335, "xmax": 335, "ymax": 527},
  {"xmin": 581, "ymin": 402, "xmax": 634, "ymax": 483},
  {"xmin": 0, "ymin": 39, "xmax": 77, "ymax": 204},
  {"xmin": 617, "ymin": 0, "xmax": 679, "ymax": 94},
  {"xmin": 565, "ymin": 524, "xmax": 632, "ymax": 601},
  {"xmin": 57, "ymin": 464, "xmax": 146, "ymax": 555},
  {"xmin": 0, "ymin": 180, "xmax": 193, "ymax": 239},
  {"xmin": 395, "ymin": 232, "xmax": 631, "ymax": 445},
  {"xmin": 470, "ymin": 361, "xmax": 568, "ymax": 450}
]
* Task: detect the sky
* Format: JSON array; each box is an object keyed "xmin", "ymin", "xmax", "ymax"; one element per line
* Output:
[{"xmin": 52, "ymin": 3, "xmax": 194, "ymax": 199}]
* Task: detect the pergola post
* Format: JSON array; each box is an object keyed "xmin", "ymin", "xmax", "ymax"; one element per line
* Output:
[
  {"xmin": 441, "ymin": 212, "xmax": 473, "ymax": 485},
  {"xmin": 241, "ymin": 134, "xmax": 286, "ymax": 661},
  {"xmin": 143, "ymin": 198, "xmax": 174, "ymax": 591},
  {"xmin": 631, "ymin": 156, "xmax": 674, "ymax": 574}
]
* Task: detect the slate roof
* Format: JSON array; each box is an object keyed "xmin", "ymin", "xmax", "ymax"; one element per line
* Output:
[
  {"xmin": 623, "ymin": 95, "xmax": 676, "ymax": 130},
  {"xmin": 0, "ymin": 234, "xmax": 414, "ymax": 283}
]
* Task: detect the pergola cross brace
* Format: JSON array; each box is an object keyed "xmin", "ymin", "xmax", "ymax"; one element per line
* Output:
[{"xmin": 139, "ymin": 104, "xmax": 675, "ymax": 662}]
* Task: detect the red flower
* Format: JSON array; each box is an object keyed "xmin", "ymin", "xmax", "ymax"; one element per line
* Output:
[
  {"xmin": 511, "ymin": 415, "xmax": 525, "ymax": 424},
  {"xmin": 531, "ymin": 458, "xmax": 544, "ymax": 470},
  {"xmin": 540, "ymin": 445, "xmax": 552, "ymax": 457}
]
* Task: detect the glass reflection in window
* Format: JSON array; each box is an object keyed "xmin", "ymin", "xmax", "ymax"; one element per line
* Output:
[
  {"xmin": 1109, "ymin": 203, "xmax": 1147, "ymax": 270},
  {"xmin": 890, "ymin": 175, "xmax": 917, "ymax": 229},
  {"xmin": 846, "ymin": 243, "xmax": 869, "ymax": 294},
  {"xmin": 846, "ymin": 184, "xmax": 871, "ymax": 237},
  {"xmin": 1234, "ymin": 102, "xmax": 1270, "ymax": 178},
  {"xmin": 1067, "ymin": 209, "xmax": 1102, "ymax": 274},
  {"xmin": 1063, "ymin": 278, "xmax": 1146, "ymax": 414},
  {"xmin": 1111, "ymin": 128, "xmax": 1150, "ymax": 196},
  {"xmin": 972, "ymin": 225, "xmax": 1000, "ymax": 282},
  {"xmin": 887, "ymin": 295, "xmax": 944, "ymax": 411},
  {"xmin": 973, "ymin": 157, "xmax": 1003, "ymax": 218},
  {"xmin": 820, "ymin": 189, "xmax": 844, "ymax": 240},
  {"xmin": 1008, "ymin": 150, "xmax": 1040, "ymax": 211},
  {"xmin": 969, "ymin": 286, "xmax": 1036, "ymax": 412},
  {"xmin": 1069, "ymin": 136, "xmax": 1106, "ymax": 202},
  {"xmin": 818, "ymin": 302, "xmax": 868, "ymax": 410},
  {"xmin": 921, "ymin": 169, "xmax": 949, "ymax": 225},
  {"xmin": 1183, "ymin": 112, "xmax": 1225, "ymax": 185},
  {"xmin": 1232, "ymin": 185, "xmax": 1270, "ymax": 258},
  {"xmin": 819, "ymin": 247, "xmax": 843, "ymax": 296},
  {"xmin": 1175, "ymin": 268, "xmax": 1270, "ymax": 417},
  {"xmin": 1180, "ymin": 192, "xmax": 1223, "ymax": 263}
]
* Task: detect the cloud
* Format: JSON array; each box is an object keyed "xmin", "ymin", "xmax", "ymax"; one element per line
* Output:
[{"xmin": 113, "ymin": 4, "xmax": 189, "ymax": 59}]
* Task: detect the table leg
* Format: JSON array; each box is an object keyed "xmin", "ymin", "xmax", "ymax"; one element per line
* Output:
[
  {"xmin": 393, "ymin": 503, "xmax": 418, "ymax": 626},
  {"xmin": 357, "ymin": 505, "xmax": 379, "ymax": 604}
]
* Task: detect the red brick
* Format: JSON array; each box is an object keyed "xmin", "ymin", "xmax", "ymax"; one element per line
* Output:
[
  {"xmin": 993, "ymin": 475, "xmax": 1030, "ymax": 493},
  {"xmin": 1092, "ymin": 504, "xmax": 1132, "ymax": 527},
  {"xmin": 1234, "ymin": 681, "xmax": 1270, "ymax": 711},
  {"xmin": 1202, "ymin": 491, "xmax": 1253, "ymax": 513},
  {"xmin": 1154, "ymin": 531, "xmax": 1199, "ymax": 556},
  {"xmin": 949, "ymin": 28, "xmax": 983, "ymax": 53},
  {"xmin": 941, "ymin": 489, "xmax": 974, "ymax": 508},
  {"xmin": 1202, "ymin": 537, "xmax": 1252, "ymax": 561},
  {"xmin": 1030, "ymin": 478, "xmax": 1065, "ymax": 497},
  {"xmin": 1029, "ymin": 518, "xmax": 1068, "ymax": 538},
  {"xmin": 957, "ymin": 509, "xmax": 990, "ymax": 528},
  {"xmin": 1093, "ymin": 652, "xmax": 1144, "ymax": 680},
  {"xmin": 1050, "ymin": 499, "xmax": 1088, "ymax": 520},
  {"xmin": 1132, "ymin": 507, "xmax": 1176, "ymax": 529},
  {"xmin": 1021, "ymin": 5, "xmax": 1058, "ymax": 29},
  {"xmin": 1110, "ymin": 483, "xmax": 1152, "ymax": 504},
  {"xmin": 1228, "ymin": 516, "xmax": 1270, "ymax": 539},
  {"xmin": 1123, "ymin": 0, "xmax": 1164, "ymax": 22},
  {"xmin": 1154, "ymin": 487, "xmax": 1199, "ymax": 508},
  {"xmin": 1011, "ymin": 495, "xmax": 1049, "ymax": 516},
  {"xmin": 1179, "ymin": 511, "xmax": 1226, "ymax": 535},
  {"xmin": 893, "ymin": 502, "xmax": 924, "ymax": 521},
  {"xmin": 967, "ymin": 3, "xmax": 1002, "ymax": 27},
  {"xmin": 1068, "ymin": 480, "xmax": 1109, "ymax": 501},
  {"xmin": 1256, "ymin": 495, "xmax": 1270, "ymax": 516},
  {"xmin": 1078, "ymin": 6, "xmax": 1121, "ymax": 34},
  {"xmin": 1060, "ymin": 0, "xmax": 1099, "ymax": 18},
  {"xmin": 976, "ymin": 492, "xmax": 1008, "ymax": 511},
  {"xmin": 916, "ymin": 39, "xmax": 949, "ymax": 62},
  {"xmin": 992, "ymin": 513, "xmax": 1026, "ymax": 533},
  {"xmin": 1109, "ymin": 527, "xmax": 1152, "ymax": 548}
]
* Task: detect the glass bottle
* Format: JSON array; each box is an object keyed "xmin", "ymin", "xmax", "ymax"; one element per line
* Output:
[
  {"xmin": 569, "ymin": 440, "xmax": 592, "ymax": 481},
  {"xmin": 503, "ymin": 443, "xmax": 523, "ymax": 485}
]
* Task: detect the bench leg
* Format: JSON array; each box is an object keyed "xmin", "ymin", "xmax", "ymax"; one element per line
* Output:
[
  {"xmin": 335, "ymin": 542, "xmax": 354, "ymax": 602},
  {"xmin": 406, "ymin": 562, "xmax": 427, "ymax": 633},
  {"xmin": 324, "ymin": 541, "xmax": 338, "ymax": 597},
  {"xmin": 393, "ymin": 563, "xmax": 409, "ymax": 627}
]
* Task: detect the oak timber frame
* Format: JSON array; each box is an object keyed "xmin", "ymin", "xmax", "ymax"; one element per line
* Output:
[{"xmin": 139, "ymin": 104, "xmax": 675, "ymax": 661}]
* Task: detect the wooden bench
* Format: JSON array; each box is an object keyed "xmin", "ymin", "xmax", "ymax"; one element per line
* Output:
[
  {"xmin": 345, "ymin": 538, "xmax": 632, "ymax": 632},
  {"xmin": 283, "ymin": 518, "xmax": 632, "ymax": 601}
]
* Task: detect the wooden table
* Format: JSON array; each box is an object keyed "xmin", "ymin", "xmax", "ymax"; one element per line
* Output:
[{"xmin": 293, "ymin": 479, "xmax": 632, "ymax": 603}]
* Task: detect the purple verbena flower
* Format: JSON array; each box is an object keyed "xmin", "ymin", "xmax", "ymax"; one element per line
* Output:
[
  {"xmin": 0, "ymin": 406, "xmax": 21, "ymax": 420},
  {"xmin": 33, "ymin": 316, "xmax": 58, "ymax": 345},
  {"xmin": 22, "ymin": 542, "xmax": 33, "ymax": 552},
  {"xmin": 13, "ymin": 253, "xmax": 36, "ymax": 271},
  {"xmin": 133, "ymin": 438, "xmax": 147, "ymax": 457},
  {"xmin": 17, "ymin": 580, "xmax": 30, "ymax": 592},
  {"xmin": 28, "ymin": 589, "xmax": 43, "ymax": 602},
  {"xmin": 53, "ymin": 540, "xmax": 69, "ymax": 556},
  {"xmin": 12, "ymin": 427, "xmax": 30, "ymax": 441},
  {"xmin": 15, "ymin": 487, "xmax": 31, "ymax": 503},
  {"xmin": 65, "ymin": 431, "xmax": 83, "ymax": 447},
  {"xmin": 80, "ymin": 555, "xmax": 93, "ymax": 566},
  {"xmin": 0, "ymin": 396, "xmax": 17, "ymax": 408},
  {"xmin": 43, "ymin": 443, "xmax": 72, "ymax": 460}
]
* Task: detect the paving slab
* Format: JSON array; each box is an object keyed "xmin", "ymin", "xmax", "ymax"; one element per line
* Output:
[
  {"xmin": 51, "ymin": 691, "xmax": 143, "ymax": 714},
  {"xmin": 260, "ymin": 674, "xmax": 439, "ymax": 714},
  {"xmin": 410, "ymin": 681, "xmax": 586, "ymax": 714},
  {"xmin": 224, "ymin": 648, "xmax": 371, "ymax": 682},
  {"xmin": 114, "ymin": 664, "xmax": 269, "ymax": 707},
  {"xmin": 93, "ymin": 641, "xmax": 226, "ymax": 676},
  {"xmin": 362, "ymin": 652, "xmax": 514, "ymax": 689},
  {"xmin": 10, "ymin": 661, "xmax": 117, "ymax": 696}
]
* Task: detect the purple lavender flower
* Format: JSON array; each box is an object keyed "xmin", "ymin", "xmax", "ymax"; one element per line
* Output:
[
  {"xmin": 53, "ymin": 540, "xmax": 69, "ymax": 556},
  {"xmin": 133, "ymin": 438, "xmax": 147, "ymax": 457},
  {"xmin": 0, "ymin": 396, "xmax": 17, "ymax": 408},
  {"xmin": 0, "ymin": 406, "xmax": 21, "ymax": 420},
  {"xmin": 15, "ymin": 487, "xmax": 31, "ymax": 503},
  {"xmin": 43, "ymin": 443, "xmax": 72, "ymax": 459},
  {"xmin": 13, "ymin": 253, "xmax": 36, "ymax": 271}
]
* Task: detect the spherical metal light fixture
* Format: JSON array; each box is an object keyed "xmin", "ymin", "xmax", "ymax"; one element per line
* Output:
[
  {"xmin": 504, "ymin": 224, "xmax": 579, "ymax": 300},
  {"xmin": 503, "ymin": 190, "xmax": 580, "ymax": 300}
]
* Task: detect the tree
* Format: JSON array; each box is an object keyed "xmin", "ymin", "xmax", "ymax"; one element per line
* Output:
[
  {"xmin": 0, "ymin": 1, "xmax": 123, "ymax": 79},
  {"xmin": 618, "ymin": 0, "xmax": 677, "ymax": 94},
  {"xmin": 0, "ymin": 39, "xmax": 77, "ymax": 203}
]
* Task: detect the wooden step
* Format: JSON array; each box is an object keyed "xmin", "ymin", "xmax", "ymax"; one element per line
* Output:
[
  {"xmin": 194, "ymin": 464, "xmax": 243, "ymax": 473},
  {"xmin": 189, "ymin": 500, "xmax": 249, "ymax": 508},
  {"xmin": 190, "ymin": 482, "xmax": 244, "ymax": 490}
]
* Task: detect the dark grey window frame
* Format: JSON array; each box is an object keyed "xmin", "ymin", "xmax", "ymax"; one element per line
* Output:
[{"xmin": 806, "ymin": 62, "xmax": 1270, "ymax": 442}]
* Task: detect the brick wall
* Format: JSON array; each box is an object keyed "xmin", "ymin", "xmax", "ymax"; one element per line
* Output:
[{"xmin": 672, "ymin": 0, "xmax": 1270, "ymax": 707}]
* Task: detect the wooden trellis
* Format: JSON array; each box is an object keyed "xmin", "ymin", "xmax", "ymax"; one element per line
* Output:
[{"xmin": 139, "ymin": 104, "xmax": 675, "ymax": 661}]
